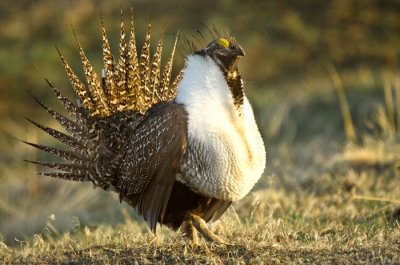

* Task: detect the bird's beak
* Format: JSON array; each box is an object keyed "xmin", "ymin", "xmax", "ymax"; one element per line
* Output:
[{"xmin": 235, "ymin": 46, "xmax": 245, "ymax": 57}]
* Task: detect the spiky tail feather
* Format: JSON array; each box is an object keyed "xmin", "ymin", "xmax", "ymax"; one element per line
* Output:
[{"xmin": 25, "ymin": 8, "xmax": 181, "ymax": 188}]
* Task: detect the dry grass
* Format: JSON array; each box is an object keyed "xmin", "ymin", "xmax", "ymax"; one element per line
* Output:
[
  {"xmin": 1, "ymin": 135, "xmax": 400, "ymax": 263},
  {"xmin": 1, "ymin": 190, "xmax": 399, "ymax": 264},
  {"xmin": 1, "ymin": 219, "xmax": 399, "ymax": 264}
]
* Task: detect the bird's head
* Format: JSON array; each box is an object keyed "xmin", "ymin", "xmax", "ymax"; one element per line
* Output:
[{"xmin": 200, "ymin": 36, "xmax": 245, "ymax": 71}]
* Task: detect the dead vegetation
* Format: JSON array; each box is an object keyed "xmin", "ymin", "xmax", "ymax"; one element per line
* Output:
[{"xmin": 1, "ymin": 137, "xmax": 400, "ymax": 263}]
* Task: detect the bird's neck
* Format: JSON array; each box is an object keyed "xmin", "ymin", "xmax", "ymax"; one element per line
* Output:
[
  {"xmin": 225, "ymin": 64, "xmax": 244, "ymax": 114},
  {"xmin": 175, "ymin": 54, "xmax": 235, "ymax": 114},
  {"xmin": 176, "ymin": 54, "xmax": 244, "ymax": 113}
]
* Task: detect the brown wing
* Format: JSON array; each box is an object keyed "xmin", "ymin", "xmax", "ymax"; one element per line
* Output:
[{"xmin": 118, "ymin": 102, "xmax": 188, "ymax": 232}]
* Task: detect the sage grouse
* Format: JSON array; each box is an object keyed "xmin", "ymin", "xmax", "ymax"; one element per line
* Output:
[{"xmin": 25, "ymin": 9, "xmax": 266, "ymax": 244}]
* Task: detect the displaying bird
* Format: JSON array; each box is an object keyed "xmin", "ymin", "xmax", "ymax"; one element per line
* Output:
[{"xmin": 25, "ymin": 9, "xmax": 266, "ymax": 244}]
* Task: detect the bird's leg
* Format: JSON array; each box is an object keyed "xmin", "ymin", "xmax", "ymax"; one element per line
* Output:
[
  {"xmin": 181, "ymin": 219, "xmax": 198, "ymax": 246},
  {"xmin": 187, "ymin": 213, "xmax": 224, "ymax": 243}
]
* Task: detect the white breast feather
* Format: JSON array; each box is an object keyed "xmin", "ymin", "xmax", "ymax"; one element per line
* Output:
[{"xmin": 175, "ymin": 55, "xmax": 266, "ymax": 201}]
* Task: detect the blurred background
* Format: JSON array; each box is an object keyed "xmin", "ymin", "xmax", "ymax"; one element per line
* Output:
[{"xmin": 1, "ymin": 0, "xmax": 400, "ymax": 246}]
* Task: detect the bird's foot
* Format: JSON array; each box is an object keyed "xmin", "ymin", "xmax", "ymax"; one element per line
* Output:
[
  {"xmin": 187, "ymin": 213, "xmax": 225, "ymax": 244},
  {"xmin": 181, "ymin": 219, "xmax": 199, "ymax": 247}
]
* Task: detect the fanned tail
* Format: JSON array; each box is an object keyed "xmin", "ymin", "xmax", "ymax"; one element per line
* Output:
[
  {"xmin": 25, "ymin": 8, "xmax": 182, "ymax": 190},
  {"xmin": 151, "ymin": 33, "xmax": 164, "ymax": 103},
  {"xmin": 160, "ymin": 33, "xmax": 179, "ymax": 101},
  {"xmin": 23, "ymin": 80, "xmax": 95, "ymax": 181},
  {"xmin": 116, "ymin": 9, "xmax": 128, "ymax": 111},
  {"xmin": 101, "ymin": 15, "xmax": 118, "ymax": 108},
  {"xmin": 26, "ymin": 160, "xmax": 90, "ymax": 179},
  {"xmin": 39, "ymin": 75, "xmax": 88, "ymax": 126},
  {"xmin": 169, "ymin": 69, "xmax": 183, "ymax": 101},
  {"xmin": 67, "ymin": 8, "xmax": 180, "ymax": 116},
  {"xmin": 38, "ymin": 171, "xmax": 90, "ymax": 182},
  {"xmin": 137, "ymin": 23, "xmax": 152, "ymax": 113},
  {"xmin": 24, "ymin": 117, "xmax": 84, "ymax": 156},
  {"xmin": 56, "ymin": 46, "xmax": 96, "ymax": 115},
  {"xmin": 126, "ymin": 7, "xmax": 140, "ymax": 111},
  {"xmin": 30, "ymin": 95, "xmax": 87, "ymax": 146},
  {"xmin": 23, "ymin": 141, "xmax": 89, "ymax": 166},
  {"xmin": 73, "ymin": 28, "xmax": 110, "ymax": 117}
]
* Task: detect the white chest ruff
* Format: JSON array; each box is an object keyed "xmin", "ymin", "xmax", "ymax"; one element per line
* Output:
[{"xmin": 175, "ymin": 55, "xmax": 266, "ymax": 201}]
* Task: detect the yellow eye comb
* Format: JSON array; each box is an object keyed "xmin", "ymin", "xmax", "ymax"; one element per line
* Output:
[{"xmin": 216, "ymin": 38, "xmax": 229, "ymax": 48}]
